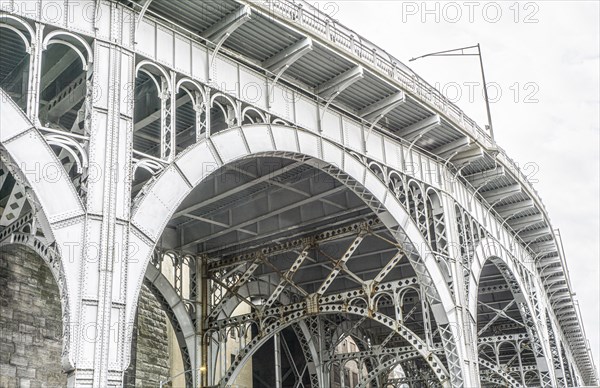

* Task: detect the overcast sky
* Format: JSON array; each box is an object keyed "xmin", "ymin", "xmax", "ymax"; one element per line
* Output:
[{"xmin": 314, "ymin": 0, "xmax": 600, "ymax": 368}]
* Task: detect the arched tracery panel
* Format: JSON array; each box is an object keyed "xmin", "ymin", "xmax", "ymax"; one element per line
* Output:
[
  {"xmin": 36, "ymin": 30, "xmax": 93, "ymax": 201},
  {"xmin": 425, "ymin": 188, "xmax": 448, "ymax": 257},
  {"xmin": 176, "ymin": 78, "xmax": 207, "ymax": 145},
  {"xmin": 241, "ymin": 106, "xmax": 266, "ymax": 125},
  {"xmin": 210, "ymin": 93, "xmax": 238, "ymax": 135},
  {"xmin": 39, "ymin": 31, "xmax": 93, "ymax": 133},
  {"xmin": 133, "ymin": 60, "xmax": 175, "ymax": 166},
  {"xmin": 0, "ymin": 14, "xmax": 33, "ymax": 112}
]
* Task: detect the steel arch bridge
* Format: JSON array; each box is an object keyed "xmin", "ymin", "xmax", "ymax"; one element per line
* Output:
[{"xmin": 0, "ymin": 1, "xmax": 596, "ymax": 387}]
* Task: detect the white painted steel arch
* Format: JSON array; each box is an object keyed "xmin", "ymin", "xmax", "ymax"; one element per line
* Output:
[
  {"xmin": 0, "ymin": 89, "xmax": 85, "ymax": 371},
  {"xmin": 129, "ymin": 123, "xmax": 462, "ymax": 383},
  {"xmin": 144, "ymin": 263, "xmax": 196, "ymax": 382}
]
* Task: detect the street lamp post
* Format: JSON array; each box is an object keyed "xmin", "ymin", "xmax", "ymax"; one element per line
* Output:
[
  {"xmin": 159, "ymin": 369, "xmax": 195, "ymax": 388},
  {"xmin": 409, "ymin": 44, "xmax": 495, "ymax": 139}
]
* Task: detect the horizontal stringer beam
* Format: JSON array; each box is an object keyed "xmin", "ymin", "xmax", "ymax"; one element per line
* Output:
[
  {"xmin": 359, "ymin": 91, "xmax": 406, "ymax": 123},
  {"xmin": 464, "ymin": 165, "xmax": 505, "ymax": 187},
  {"xmin": 434, "ymin": 138, "xmax": 485, "ymax": 166},
  {"xmin": 208, "ymin": 218, "xmax": 381, "ymax": 272},
  {"xmin": 396, "ymin": 114, "xmax": 441, "ymax": 142},
  {"xmin": 262, "ymin": 37, "xmax": 313, "ymax": 75},
  {"xmin": 494, "ymin": 199, "xmax": 535, "ymax": 218},
  {"xmin": 316, "ymin": 65, "xmax": 364, "ymax": 100},
  {"xmin": 480, "ymin": 184, "xmax": 522, "ymax": 204},
  {"xmin": 203, "ymin": 5, "xmax": 252, "ymax": 43},
  {"xmin": 205, "ymin": 5, "xmax": 252, "ymax": 73}
]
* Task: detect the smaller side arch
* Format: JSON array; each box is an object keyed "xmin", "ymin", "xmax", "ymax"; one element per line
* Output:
[
  {"xmin": 0, "ymin": 21, "xmax": 31, "ymax": 52},
  {"xmin": 136, "ymin": 59, "xmax": 171, "ymax": 91},
  {"xmin": 472, "ymin": 238, "xmax": 553, "ymax": 387},
  {"xmin": 0, "ymin": 14, "xmax": 35, "ymax": 40},
  {"xmin": 42, "ymin": 30, "xmax": 94, "ymax": 66},
  {"xmin": 143, "ymin": 262, "xmax": 196, "ymax": 386}
]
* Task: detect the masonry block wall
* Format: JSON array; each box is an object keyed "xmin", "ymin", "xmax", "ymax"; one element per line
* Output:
[
  {"xmin": 125, "ymin": 283, "xmax": 170, "ymax": 387},
  {"xmin": 0, "ymin": 247, "xmax": 172, "ymax": 388},
  {"xmin": 0, "ymin": 246, "xmax": 66, "ymax": 388}
]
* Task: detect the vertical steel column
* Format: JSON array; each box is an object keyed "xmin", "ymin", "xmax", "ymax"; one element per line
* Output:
[
  {"xmin": 197, "ymin": 255, "xmax": 209, "ymax": 387},
  {"xmin": 205, "ymin": 87, "xmax": 212, "ymax": 138},
  {"xmin": 547, "ymin": 316, "xmax": 567, "ymax": 387},
  {"xmin": 220, "ymin": 331, "xmax": 227, "ymax": 381},
  {"xmin": 516, "ymin": 342, "xmax": 526, "ymax": 386},
  {"xmin": 439, "ymin": 193, "xmax": 478, "ymax": 387},
  {"xmin": 64, "ymin": 2, "xmax": 136, "ymax": 385},
  {"xmin": 159, "ymin": 74, "xmax": 175, "ymax": 161},
  {"xmin": 313, "ymin": 318, "xmax": 330, "ymax": 388},
  {"xmin": 274, "ymin": 332, "xmax": 283, "ymax": 388},
  {"xmin": 194, "ymin": 90, "xmax": 205, "ymax": 142},
  {"xmin": 357, "ymin": 359, "xmax": 363, "ymax": 384},
  {"xmin": 515, "ymin": 286, "xmax": 554, "ymax": 387},
  {"xmin": 532, "ymin": 282, "xmax": 557, "ymax": 386},
  {"xmin": 570, "ymin": 360, "xmax": 579, "ymax": 386},
  {"xmin": 93, "ymin": 41, "xmax": 130, "ymax": 387},
  {"xmin": 420, "ymin": 285, "xmax": 434, "ymax": 348},
  {"xmin": 26, "ymin": 22, "xmax": 44, "ymax": 122},
  {"xmin": 494, "ymin": 344, "xmax": 501, "ymax": 369},
  {"xmin": 555, "ymin": 341, "xmax": 568, "ymax": 388}
]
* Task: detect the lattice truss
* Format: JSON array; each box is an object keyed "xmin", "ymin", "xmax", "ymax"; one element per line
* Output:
[
  {"xmin": 475, "ymin": 256, "xmax": 579, "ymax": 388},
  {"xmin": 203, "ymin": 220, "xmax": 450, "ymax": 387}
]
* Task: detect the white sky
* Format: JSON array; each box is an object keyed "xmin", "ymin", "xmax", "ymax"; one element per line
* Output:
[{"xmin": 314, "ymin": 0, "xmax": 600, "ymax": 369}]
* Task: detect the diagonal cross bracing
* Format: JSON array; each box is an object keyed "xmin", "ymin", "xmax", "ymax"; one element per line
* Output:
[
  {"xmin": 263, "ymin": 245, "xmax": 311, "ymax": 308},
  {"xmin": 316, "ymin": 232, "xmax": 366, "ymax": 296}
]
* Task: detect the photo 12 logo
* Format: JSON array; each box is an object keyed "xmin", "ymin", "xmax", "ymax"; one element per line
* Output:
[
  {"xmin": 433, "ymin": 81, "xmax": 540, "ymax": 105},
  {"xmin": 401, "ymin": 2, "xmax": 540, "ymax": 24}
]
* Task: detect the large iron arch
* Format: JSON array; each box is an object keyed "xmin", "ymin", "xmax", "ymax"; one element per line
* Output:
[
  {"xmin": 143, "ymin": 262, "xmax": 195, "ymax": 385},
  {"xmin": 0, "ymin": 88, "xmax": 83, "ymax": 237},
  {"xmin": 129, "ymin": 123, "xmax": 466, "ymax": 386},
  {"xmin": 214, "ymin": 277, "xmax": 324, "ymax": 387},
  {"xmin": 0, "ymin": 87, "xmax": 84, "ymax": 370},
  {"xmin": 210, "ymin": 307, "xmax": 449, "ymax": 387}
]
